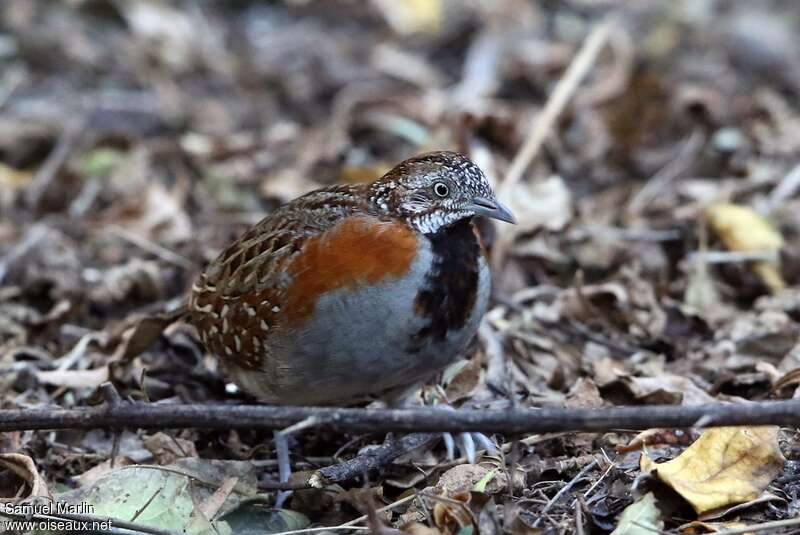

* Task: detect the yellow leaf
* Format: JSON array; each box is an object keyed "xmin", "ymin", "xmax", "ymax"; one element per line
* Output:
[
  {"xmin": 705, "ymin": 204, "xmax": 783, "ymax": 251},
  {"xmin": 751, "ymin": 262, "xmax": 785, "ymax": 295},
  {"xmin": 640, "ymin": 426, "xmax": 785, "ymax": 515},
  {"xmin": 705, "ymin": 203, "xmax": 785, "ymax": 294},
  {"xmin": 0, "ymin": 162, "xmax": 33, "ymax": 188},
  {"xmin": 372, "ymin": 0, "xmax": 442, "ymax": 35}
]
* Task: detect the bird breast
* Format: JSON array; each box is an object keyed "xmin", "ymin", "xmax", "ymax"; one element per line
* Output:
[{"xmin": 239, "ymin": 220, "xmax": 491, "ymax": 405}]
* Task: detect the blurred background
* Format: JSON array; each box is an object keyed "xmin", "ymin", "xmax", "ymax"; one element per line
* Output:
[
  {"xmin": 3, "ymin": 0, "xmax": 800, "ymax": 298},
  {"xmin": 2, "ymin": 0, "xmax": 800, "ymax": 531}
]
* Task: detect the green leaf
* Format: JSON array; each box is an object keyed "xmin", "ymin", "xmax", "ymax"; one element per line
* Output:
[
  {"xmin": 49, "ymin": 465, "xmax": 254, "ymax": 535},
  {"xmin": 79, "ymin": 148, "xmax": 124, "ymax": 178},
  {"xmin": 610, "ymin": 493, "xmax": 663, "ymax": 535},
  {"xmin": 472, "ymin": 469, "xmax": 497, "ymax": 493},
  {"xmin": 222, "ymin": 506, "xmax": 310, "ymax": 535}
]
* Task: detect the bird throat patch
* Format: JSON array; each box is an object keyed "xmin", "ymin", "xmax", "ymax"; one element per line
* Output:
[{"xmin": 411, "ymin": 219, "xmax": 480, "ymax": 349}]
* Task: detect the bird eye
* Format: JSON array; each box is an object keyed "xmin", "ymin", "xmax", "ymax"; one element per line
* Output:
[{"xmin": 433, "ymin": 182, "xmax": 449, "ymax": 197}]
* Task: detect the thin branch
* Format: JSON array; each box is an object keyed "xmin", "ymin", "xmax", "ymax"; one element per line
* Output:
[
  {"xmin": 107, "ymin": 225, "xmax": 194, "ymax": 270},
  {"xmin": 309, "ymin": 433, "xmax": 439, "ymax": 488},
  {"xmin": 24, "ymin": 118, "xmax": 86, "ymax": 212},
  {"xmin": 569, "ymin": 226, "xmax": 682, "ymax": 242},
  {"xmin": 627, "ymin": 130, "xmax": 705, "ymax": 214},
  {"xmin": 0, "ymin": 66, "xmax": 24, "ymax": 110},
  {"xmin": 686, "ymin": 250, "xmax": 779, "ymax": 264},
  {"xmin": 769, "ymin": 160, "xmax": 800, "ymax": 212},
  {"xmin": 269, "ymin": 494, "xmax": 420, "ymax": 535},
  {"xmin": 1, "ymin": 401, "xmax": 800, "ymax": 435},
  {"xmin": 339, "ymin": 493, "xmax": 418, "ymax": 528},
  {"xmin": 533, "ymin": 459, "xmax": 598, "ymax": 527},
  {"xmin": 501, "ymin": 17, "xmax": 613, "ymax": 190}
]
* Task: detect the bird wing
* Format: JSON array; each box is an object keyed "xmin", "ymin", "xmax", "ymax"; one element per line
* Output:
[{"xmin": 189, "ymin": 185, "xmax": 373, "ymax": 368}]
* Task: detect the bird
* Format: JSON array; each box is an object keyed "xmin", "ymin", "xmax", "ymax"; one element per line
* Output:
[{"xmin": 188, "ymin": 151, "xmax": 515, "ymax": 490}]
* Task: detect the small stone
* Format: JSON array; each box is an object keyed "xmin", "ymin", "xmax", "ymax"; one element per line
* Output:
[{"xmin": 712, "ymin": 127, "xmax": 743, "ymax": 153}]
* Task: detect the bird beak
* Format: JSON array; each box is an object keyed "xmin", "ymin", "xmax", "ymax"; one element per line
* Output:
[{"xmin": 469, "ymin": 196, "xmax": 517, "ymax": 224}]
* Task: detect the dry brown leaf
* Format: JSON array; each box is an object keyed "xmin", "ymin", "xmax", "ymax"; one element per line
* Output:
[
  {"xmin": 89, "ymin": 259, "xmax": 165, "ymax": 308},
  {"xmin": 622, "ymin": 375, "xmax": 717, "ymax": 405},
  {"xmin": 144, "ymin": 432, "xmax": 198, "ymax": 465},
  {"xmin": 616, "ymin": 428, "xmax": 699, "ymax": 454},
  {"xmin": 401, "ymin": 523, "xmax": 447, "ymax": 535},
  {"xmin": 261, "ymin": 170, "xmax": 322, "ymax": 204},
  {"xmin": 698, "ymin": 491, "xmax": 785, "ymax": 521},
  {"xmin": 109, "ymin": 176, "xmax": 192, "ymax": 245},
  {"xmin": 678, "ymin": 520, "xmax": 751, "ymax": 534},
  {"xmin": 432, "ymin": 490, "xmax": 472, "ymax": 531},
  {"xmin": 592, "ymin": 357, "xmax": 631, "ymax": 388},
  {"xmin": 197, "ymin": 476, "xmax": 239, "ymax": 521},
  {"xmin": 773, "ymin": 366, "xmax": 800, "ymax": 392},
  {"xmin": 118, "ymin": 0, "xmax": 198, "ymax": 71},
  {"xmin": 498, "ymin": 175, "xmax": 572, "ymax": 258},
  {"xmin": 442, "ymin": 359, "xmax": 482, "ymax": 403},
  {"xmin": 134, "ymin": 183, "xmax": 193, "ymax": 243},
  {"xmin": 0, "ymin": 453, "xmax": 49, "ymax": 501},
  {"xmin": 593, "ymin": 358, "xmax": 716, "ymax": 406},
  {"xmin": 110, "ymin": 311, "xmax": 182, "ymax": 362},
  {"xmin": 641, "ymin": 426, "xmax": 785, "ymax": 515},
  {"xmin": 503, "ymin": 502, "xmax": 542, "ymax": 535},
  {"xmin": 555, "ymin": 276, "xmax": 666, "ymax": 336},
  {"xmin": 435, "ymin": 464, "xmax": 505, "ymax": 496},
  {"xmin": 36, "ymin": 366, "xmax": 109, "ymax": 389},
  {"xmin": 73, "ymin": 458, "xmax": 136, "ymax": 488},
  {"xmin": 705, "ymin": 203, "xmax": 785, "ymax": 294},
  {"xmin": 564, "ymin": 377, "xmax": 607, "ymax": 409}
]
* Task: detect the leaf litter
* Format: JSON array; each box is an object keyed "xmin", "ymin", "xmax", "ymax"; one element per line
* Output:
[{"xmin": 1, "ymin": 0, "xmax": 800, "ymax": 533}]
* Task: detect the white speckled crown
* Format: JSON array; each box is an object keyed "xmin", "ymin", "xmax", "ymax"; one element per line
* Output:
[{"xmin": 369, "ymin": 151, "xmax": 496, "ymax": 234}]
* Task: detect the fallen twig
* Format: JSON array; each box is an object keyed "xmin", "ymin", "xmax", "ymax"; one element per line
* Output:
[
  {"xmin": 769, "ymin": 160, "xmax": 800, "ymax": 212},
  {"xmin": 339, "ymin": 493, "xmax": 418, "ymax": 528},
  {"xmin": 107, "ymin": 225, "xmax": 195, "ymax": 270},
  {"xmin": 501, "ymin": 16, "xmax": 613, "ymax": 190},
  {"xmin": 533, "ymin": 458, "xmax": 598, "ymax": 527},
  {"xmin": 627, "ymin": 130, "xmax": 705, "ymax": 214},
  {"xmin": 24, "ymin": 118, "xmax": 86, "ymax": 212},
  {"xmin": 1, "ymin": 400, "xmax": 800, "ymax": 434},
  {"xmin": 686, "ymin": 250, "xmax": 780, "ymax": 264},
  {"xmin": 309, "ymin": 433, "xmax": 439, "ymax": 488}
]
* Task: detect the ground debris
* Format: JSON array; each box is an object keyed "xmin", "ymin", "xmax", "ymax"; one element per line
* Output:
[{"xmin": 2, "ymin": 1, "xmax": 800, "ymax": 533}]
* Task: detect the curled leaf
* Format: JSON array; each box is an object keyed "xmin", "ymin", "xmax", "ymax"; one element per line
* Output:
[
  {"xmin": 641, "ymin": 426, "xmax": 785, "ymax": 515},
  {"xmin": 705, "ymin": 203, "xmax": 785, "ymax": 294},
  {"xmin": 0, "ymin": 453, "xmax": 49, "ymax": 502}
]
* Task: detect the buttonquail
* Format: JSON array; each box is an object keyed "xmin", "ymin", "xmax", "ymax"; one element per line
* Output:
[{"xmin": 189, "ymin": 151, "xmax": 515, "ymax": 491}]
